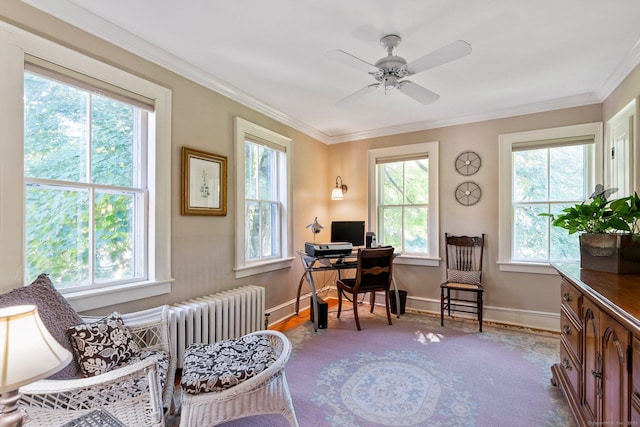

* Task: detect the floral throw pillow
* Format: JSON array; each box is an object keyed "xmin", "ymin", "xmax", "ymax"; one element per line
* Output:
[
  {"xmin": 181, "ymin": 334, "xmax": 276, "ymax": 394},
  {"xmin": 68, "ymin": 312, "xmax": 141, "ymax": 377},
  {"xmin": 447, "ymin": 269, "xmax": 481, "ymax": 285}
]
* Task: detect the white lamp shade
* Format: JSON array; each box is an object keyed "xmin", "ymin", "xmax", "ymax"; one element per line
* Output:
[
  {"xmin": 0, "ymin": 305, "xmax": 72, "ymax": 392},
  {"xmin": 331, "ymin": 187, "xmax": 344, "ymax": 200}
]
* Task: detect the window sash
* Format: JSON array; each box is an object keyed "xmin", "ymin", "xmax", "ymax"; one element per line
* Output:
[
  {"xmin": 234, "ymin": 117, "xmax": 293, "ymax": 278},
  {"xmin": 25, "ymin": 54, "xmax": 155, "ymax": 111},
  {"xmin": 23, "ymin": 69, "xmax": 148, "ymax": 289},
  {"xmin": 498, "ymin": 122, "xmax": 603, "ymax": 273}
]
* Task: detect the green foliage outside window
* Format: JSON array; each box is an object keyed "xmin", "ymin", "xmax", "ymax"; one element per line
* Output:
[
  {"xmin": 24, "ymin": 72, "xmax": 140, "ymax": 288},
  {"xmin": 378, "ymin": 159, "xmax": 428, "ymax": 254}
]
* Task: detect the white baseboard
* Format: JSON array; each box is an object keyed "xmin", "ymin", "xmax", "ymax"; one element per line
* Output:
[
  {"xmin": 403, "ymin": 295, "xmax": 560, "ymax": 332},
  {"xmin": 266, "ymin": 291, "xmax": 560, "ymax": 333}
]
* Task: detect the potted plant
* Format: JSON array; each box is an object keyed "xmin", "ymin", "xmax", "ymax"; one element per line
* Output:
[{"xmin": 541, "ymin": 185, "xmax": 640, "ymax": 273}]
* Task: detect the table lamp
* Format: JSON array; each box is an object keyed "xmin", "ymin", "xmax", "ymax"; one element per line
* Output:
[{"xmin": 0, "ymin": 305, "xmax": 72, "ymax": 427}]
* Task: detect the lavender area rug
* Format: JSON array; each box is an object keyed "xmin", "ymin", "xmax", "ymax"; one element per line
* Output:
[{"xmin": 172, "ymin": 309, "xmax": 571, "ymax": 427}]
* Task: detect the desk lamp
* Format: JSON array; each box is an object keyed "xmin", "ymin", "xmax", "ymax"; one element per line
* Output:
[
  {"xmin": 0, "ymin": 305, "xmax": 72, "ymax": 427},
  {"xmin": 306, "ymin": 217, "xmax": 324, "ymax": 243}
]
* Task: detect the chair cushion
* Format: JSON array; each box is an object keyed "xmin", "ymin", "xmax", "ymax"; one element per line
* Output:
[
  {"xmin": 181, "ymin": 334, "xmax": 276, "ymax": 394},
  {"xmin": 447, "ymin": 269, "xmax": 481, "ymax": 285},
  {"xmin": 129, "ymin": 349, "xmax": 170, "ymax": 391},
  {"xmin": 68, "ymin": 312, "xmax": 141, "ymax": 377},
  {"xmin": 0, "ymin": 273, "xmax": 83, "ymax": 379}
]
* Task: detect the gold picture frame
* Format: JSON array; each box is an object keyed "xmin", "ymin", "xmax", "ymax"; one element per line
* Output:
[{"xmin": 181, "ymin": 146, "xmax": 227, "ymax": 216}]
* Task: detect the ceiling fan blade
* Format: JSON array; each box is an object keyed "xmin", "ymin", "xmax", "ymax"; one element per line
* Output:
[
  {"xmin": 404, "ymin": 40, "xmax": 472, "ymax": 75},
  {"xmin": 328, "ymin": 49, "xmax": 380, "ymax": 74},
  {"xmin": 397, "ymin": 81, "xmax": 440, "ymax": 105},
  {"xmin": 336, "ymin": 84, "xmax": 380, "ymax": 106}
]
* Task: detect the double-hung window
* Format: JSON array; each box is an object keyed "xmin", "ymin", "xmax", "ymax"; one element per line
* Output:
[
  {"xmin": 0, "ymin": 23, "xmax": 172, "ymax": 310},
  {"xmin": 234, "ymin": 118, "xmax": 293, "ymax": 278},
  {"xmin": 498, "ymin": 122, "xmax": 603, "ymax": 273},
  {"xmin": 368, "ymin": 142, "xmax": 439, "ymax": 266},
  {"xmin": 24, "ymin": 57, "xmax": 151, "ymax": 288}
]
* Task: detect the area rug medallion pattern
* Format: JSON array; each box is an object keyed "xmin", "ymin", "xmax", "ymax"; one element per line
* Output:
[{"xmin": 200, "ymin": 310, "xmax": 570, "ymax": 427}]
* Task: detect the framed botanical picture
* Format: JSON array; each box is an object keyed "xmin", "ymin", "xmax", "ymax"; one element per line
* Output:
[{"xmin": 181, "ymin": 146, "xmax": 227, "ymax": 216}]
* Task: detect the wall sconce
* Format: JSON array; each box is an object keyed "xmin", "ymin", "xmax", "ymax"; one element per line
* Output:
[{"xmin": 331, "ymin": 176, "xmax": 348, "ymax": 200}]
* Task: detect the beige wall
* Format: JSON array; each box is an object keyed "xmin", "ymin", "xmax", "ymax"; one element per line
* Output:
[{"xmin": 2, "ymin": 1, "xmax": 639, "ymax": 329}]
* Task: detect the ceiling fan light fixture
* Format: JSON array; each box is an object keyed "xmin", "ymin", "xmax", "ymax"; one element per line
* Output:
[{"xmin": 384, "ymin": 75, "xmax": 398, "ymax": 90}]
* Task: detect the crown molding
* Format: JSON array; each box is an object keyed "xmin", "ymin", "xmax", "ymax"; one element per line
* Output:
[
  {"xmin": 326, "ymin": 93, "xmax": 602, "ymax": 143},
  {"xmin": 597, "ymin": 38, "xmax": 640, "ymax": 100}
]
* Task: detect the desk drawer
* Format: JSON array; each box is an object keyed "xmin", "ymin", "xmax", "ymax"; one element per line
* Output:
[
  {"xmin": 560, "ymin": 339, "xmax": 581, "ymax": 400},
  {"xmin": 560, "ymin": 279, "xmax": 582, "ymax": 320},
  {"xmin": 560, "ymin": 306, "xmax": 582, "ymax": 362}
]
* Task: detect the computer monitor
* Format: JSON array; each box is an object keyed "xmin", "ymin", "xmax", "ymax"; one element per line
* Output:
[{"xmin": 330, "ymin": 221, "xmax": 365, "ymax": 247}]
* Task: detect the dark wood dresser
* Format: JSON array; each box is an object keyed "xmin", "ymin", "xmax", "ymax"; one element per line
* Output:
[{"xmin": 551, "ymin": 263, "xmax": 640, "ymax": 426}]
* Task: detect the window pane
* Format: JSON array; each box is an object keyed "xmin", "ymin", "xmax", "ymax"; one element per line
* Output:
[
  {"xmin": 381, "ymin": 207, "xmax": 402, "ymax": 250},
  {"xmin": 24, "ymin": 72, "xmax": 88, "ymax": 183},
  {"xmin": 549, "ymin": 145, "xmax": 585, "ymax": 201},
  {"xmin": 260, "ymin": 203, "xmax": 280, "ymax": 258},
  {"xmin": 380, "ymin": 163, "xmax": 403, "ymax": 205},
  {"xmin": 258, "ymin": 146, "xmax": 277, "ymax": 201},
  {"xmin": 513, "ymin": 204, "xmax": 548, "ymax": 261},
  {"xmin": 245, "ymin": 143, "xmax": 259, "ymax": 199},
  {"xmin": 245, "ymin": 202, "xmax": 260, "ymax": 260},
  {"xmin": 404, "ymin": 206, "xmax": 427, "ymax": 253},
  {"xmin": 25, "ymin": 185, "xmax": 89, "ymax": 287},
  {"xmin": 513, "ymin": 149, "xmax": 547, "ymax": 202},
  {"xmin": 549, "ymin": 203, "xmax": 580, "ymax": 261},
  {"xmin": 404, "ymin": 160, "xmax": 428, "ymax": 204},
  {"xmin": 95, "ymin": 192, "xmax": 134, "ymax": 281},
  {"xmin": 92, "ymin": 95, "xmax": 135, "ymax": 187}
]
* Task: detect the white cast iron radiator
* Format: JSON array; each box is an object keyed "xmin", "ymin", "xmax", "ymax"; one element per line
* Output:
[{"xmin": 168, "ymin": 285, "xmax": 265, "ymax": 368}]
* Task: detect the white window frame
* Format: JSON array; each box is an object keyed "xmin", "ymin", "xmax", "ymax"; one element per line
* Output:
[
  {"xmin": 498, "ymin": 122, "xmax": 603, "ymax": 274},
  {"xmin": 368, "ymin": 142, "xmax": 440, "ymax": 267},
  {"xmin": 234, "ymin": 117, "xmax": 294, "ymax": 278},
  {"xmin": 0, "ymin": 22, "xmax": 173, "ymax": 311}
]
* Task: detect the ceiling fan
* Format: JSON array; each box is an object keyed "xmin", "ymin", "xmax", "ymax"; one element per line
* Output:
[{"xmin": 330, "ymin": 34, "xmax": 471, "ymax": 106}]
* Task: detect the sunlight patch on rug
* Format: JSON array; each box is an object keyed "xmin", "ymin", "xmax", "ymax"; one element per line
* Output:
[{"xmin": 312, "ymin": 350, "xmax": 478, "ymax": 426}]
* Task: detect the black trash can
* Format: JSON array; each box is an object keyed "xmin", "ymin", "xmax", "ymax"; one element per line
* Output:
[{"xmin": 389, "ymin": 290, "xmax": 407, "ymax": 315}]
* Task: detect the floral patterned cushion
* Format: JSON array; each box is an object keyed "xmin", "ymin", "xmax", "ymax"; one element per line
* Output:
[
  {"xmin": 129, "ymin": 350, "xmax": 170, "ymax": 391},
  {"xmin": 447, "ymin": 269, "xmax": 481, "ymax": 285},
  {"xmin": 68, "ymin": 312, "xmax": 141, "ymax": 377},
  {"xmin": 181, "ymin": 334, "xmax": 276, "ymax": 394}
]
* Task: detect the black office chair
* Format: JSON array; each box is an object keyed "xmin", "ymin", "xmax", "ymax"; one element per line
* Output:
[
  {"xmin": 336, "ymin": 247, "xmax": 394, "ymax": 330},
  {"xmin": 440, "ymin": 233, "xmax": 485, "ymax": 332}
]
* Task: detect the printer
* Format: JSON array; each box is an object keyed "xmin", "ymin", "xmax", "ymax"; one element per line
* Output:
[{"xmin": 304, "ymin": 242, "xmax": 353, "ymax": 257}]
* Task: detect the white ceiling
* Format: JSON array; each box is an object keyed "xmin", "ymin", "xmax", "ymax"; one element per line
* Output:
[{"xmin": 24, "ymin": 0, "xmax": 640, "ymax": 144}]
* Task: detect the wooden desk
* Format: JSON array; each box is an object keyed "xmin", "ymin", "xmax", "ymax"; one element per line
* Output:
[{"xmin": 551, "ymin": 263, "xmax": 640, "ymax": 426}]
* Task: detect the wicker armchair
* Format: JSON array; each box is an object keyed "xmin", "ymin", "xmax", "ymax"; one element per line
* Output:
[
  {"xmin": 179, "ymin": 330, "xmax": 298, "ymax": 427},
  {"xmin": 19, "ymin": 305, "xmax": 176, "ymax": 427}
]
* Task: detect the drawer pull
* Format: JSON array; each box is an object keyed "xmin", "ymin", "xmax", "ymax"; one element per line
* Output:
[
  {"xmin": 562, "ymin": 358, "xmax": 572, "ymax": 371},
  {"xmin": 562, "ymin": 324, "xmax": 572, "ymax": 335},
  {"xmin": 562, "ymin": 293, "xmax": 572, "ymax": 302},
  {"xmin": 591, "ymin": 369, "xmax": 602, "ymax": 379}
]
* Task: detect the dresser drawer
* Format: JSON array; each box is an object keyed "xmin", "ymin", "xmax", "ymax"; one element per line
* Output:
[
  {"xmin": 560, "ymin": 279, "xmax": 582, "ymax": 320},
  {"xmin": 560, "ymin": 339, "xmax": 581, "ymax": 400},
  {"xmin": 560, "ymin": 306, "xmax": 582, "ymax": 362}
]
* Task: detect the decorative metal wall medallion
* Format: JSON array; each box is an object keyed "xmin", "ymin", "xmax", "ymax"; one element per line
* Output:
[
  {"xmin": 455, "ymin": 181, "xmax": 481, "ymax": 206},
  {"xmin": 455, "ymin": 151, "xmax": 481, "ymax": 176}
]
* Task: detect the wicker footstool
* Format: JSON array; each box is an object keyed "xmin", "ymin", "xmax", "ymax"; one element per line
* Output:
[{"xmin": 178, "ymin": 331, "xmax": 299, "ymax": 427}]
